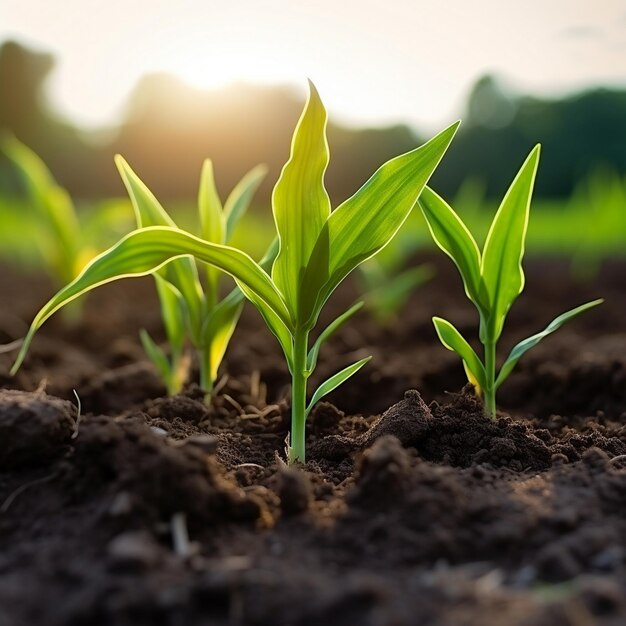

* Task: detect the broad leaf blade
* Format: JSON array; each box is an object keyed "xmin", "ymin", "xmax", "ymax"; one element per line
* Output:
[
  {"xmin": 271, "ymin": 80, "xmax": 331, "ymax": 317},
  {"xmin": 301, "ymin": 122, "xmax": 459, "ymax": 328},
  {"xmin": 495, "ymin": 299, "xmax": 603, "ymax": 390},
  {"xmin": 432, "ymin": 316, "xmax": 486, "ymax": 392},
  {"xmin": 224, "ymin": 164, "xmax": 268, "ymax": 241},
  {"xmin": 419, "ymin": 187, "xmax": 484, "ymax": 308},
  {"xmin": 12, "ymin": 226, "xmax": 292, "ymax": 374},
  {"xmin": 481, "ymin": 146, "xmax": 541, "ymax": 340},
  {"xmin": 305, "ymin": 357, "xmax": 371, "ymax": 418},
  {"xmin": 306, "ymin": 301, "xmax": 364, "ymax": 372}
]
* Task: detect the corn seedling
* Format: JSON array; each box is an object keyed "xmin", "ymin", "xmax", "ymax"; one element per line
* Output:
[
  {"xmin": 419, "ymin": 145, "xmax": 602, "ymax": 417},
  {"xmin": 115, "ymin": 156, "xmax": 269, "ymax": 395},
  {"xmin": 13, "ymin": 81, "xmax": 458, "ymax": 463},
  {"xmin": 0, "ymin": 135, "xmax": 130, "ymax": 287}
]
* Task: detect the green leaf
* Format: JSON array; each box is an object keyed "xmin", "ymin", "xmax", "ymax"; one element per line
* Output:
[
  {"xmin": 306, "ymin": 301, "xmax": 364, "ymax": 373},
  {"xmin": 305, "ymin": 356, "xmax": 371, "ymax": 418},
  {"xmin": 271, "ymin": 80, "xmax": 331, "ymax": 318},
  {"xmin": 116, "ymin": 155, "xmax": 205, "ymax": 338},
  {"xmin": 115, "ymin": 155, "xmax": 177, "ymax": 228},
  {"xmin": 199, "ymin": 159, "xmax": 225, "ymax": 244},
  {"xmin": 1, "ymin": 135, "xmax": 79, "ymax": 283},
  {"xmin": 139, "ymin": 329, "xmax": 172, "ymax": 381},
  {"xmin": 199, "ymin": 288, "xmax": 244, "ymax": 383},
  {"xmin": 235, "ymin": 279, "xmax": 294, "ymax": 370},
  {"xmin": 224, "ymin": 164, "xmax": 268, "ymax": 241},
  {"xmin": 495, "ymin": 299, "xmax": 603, "ymax": 390},
  {"xmin": 480, "ymin": 145, "xmax": 541, "ymax": 341},
  {"xmin": 198, "ymin": 159, "xmax": 226, "ymax": 300},
  {"xmin": 418, "ymin": 186, "xmax": 485, "ymax": 309},
  {"xmin": 432, "ymin": 316, "xmax": 487, "ymax": 392},
  {"xmin": 11, "ymin": 226, "xmax": 292, "ymax": 374},
  {"xmin": 154, "ymin": 275, "xmax": 186, "ymax": 352},
  {"xmin": 301, "ymin": 121, "xmax": 460, "ymax": 328},
  {"xmin": 234, "ymin": 235, "xmax": 294, "ymax": 368}
]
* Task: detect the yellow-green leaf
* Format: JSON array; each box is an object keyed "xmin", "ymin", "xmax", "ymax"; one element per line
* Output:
[
  {"xmin": 419, "ymin": 187, "xmax": 485, "ymax": 309},
  {"xmin": 224, "ymin": 164, "xmax": 268, "ymax": 241},
  {"xmin": 305, "ymin": 357, "xmax": 371, "ymax": 418},
  {"xmin": 271, "ymin": 80, "xmax": 331, "ymax": 318},
  {"xmin": 495, "ymin": 299, "xmax": 603, "ymax": 390},
  {"xmin": 198, "ymin": 159, "xmax": 226, "ymax": 300},
  {"xmin": 481, "ymin": 145, "xmax": 541, "ymax": 341},
  {"xmin": 200, "ymin": 289, "xmax": 244, "ymax": 384},
  {"xmin": 12, "ymin": 226, "xmax": 292, "ymax": 374},
  {"xmin": 432, "ymin": 316, "xmax": 486, "ymax": 392},
  {"xmin": 116, "ymin": 156, "xmax": 205, "ymax": 337},
  {"xmin": 300, "ymin": 122, "xmax": 459, "ymax": 328}
]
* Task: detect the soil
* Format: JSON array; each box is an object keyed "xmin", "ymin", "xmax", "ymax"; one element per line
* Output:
[{"xmin": 0, "ymin": 254, "xmax": 625, "ymax": 626}]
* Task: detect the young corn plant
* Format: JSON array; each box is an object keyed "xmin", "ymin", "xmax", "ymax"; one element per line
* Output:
[
  {"xmin": 115, "ymin": 156, "xmax": 269, "ymax": 395},
  {"xmin": 13, "ymin": 81, "xmax": 458, "ymax": 463},
  {"xmin": 0, "ymin": 135, "xmax": 106, "ymax": 285},
  {"xmin": 418, "ymin": 145, "xmax": 603, "ymax": 418}
]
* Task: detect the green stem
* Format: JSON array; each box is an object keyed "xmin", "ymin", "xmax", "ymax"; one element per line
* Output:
[
  {"xmin": 289, "ymin": 331, "xmax": 309, "ymax": 464},
  {"xmin": 166, "ymin": 349, "xmax": 188, "ymax": 396},
  {"xmin": 484, "ymin": 340, "xmax": 497, "ymax": 418},
  {"xmin": 198, "ymin": 347, "xmax": 214, "ymax": 402}
]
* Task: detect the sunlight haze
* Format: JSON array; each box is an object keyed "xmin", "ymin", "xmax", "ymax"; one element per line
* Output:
[{"xmin": 2, "ymin": 0, "xmax": 625, "ymax": 131}]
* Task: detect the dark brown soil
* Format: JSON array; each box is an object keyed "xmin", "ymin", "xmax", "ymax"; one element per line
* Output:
[{"xmin": 1, "ymin": 255, "xmax": 625, "ymax": 626}]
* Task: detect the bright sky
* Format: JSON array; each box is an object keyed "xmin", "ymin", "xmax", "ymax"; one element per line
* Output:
[{"xmin": 2, "ymin": 0, "xmax": 626, "ymax": 131}]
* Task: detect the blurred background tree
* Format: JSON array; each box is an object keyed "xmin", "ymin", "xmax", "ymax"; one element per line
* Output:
[{"xmin": 1, "ymin": 39, "xmax": 625, "ymax": 206}]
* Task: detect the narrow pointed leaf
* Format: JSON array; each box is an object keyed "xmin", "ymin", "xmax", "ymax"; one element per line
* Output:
[
  {"xmin": 198, "ymin": 159, "xmax": 226, "ymax": 300},
  {"xmin": 305, "ymin": 357, "xmax": 371, "ymax": 418},
  {"xmin": 495, "ymin": 299, "xmax": 603, "ymax": 390},
  {"xmin": 199, "ymin": 159, "xmax": 225, "ymax": 244},
  {"xmin": 301, "ymin": 122, "xmax": 459, "ymax": 328},
  {"xmin": 115, "ymin": 155, "xmax": 177, "ymax": 228},
  {"xmin": 481, "ymin": 146, "xmax": 541, "ymax": 340},
  {"xmin": 2, "ymin": 135, "xmax": 79, "ymax": 282},
  {"xmin": 432, "ymin": 317, "xmax": 486, "ymax": 391},
  {"xmin": 139, "ymin": 329, "xmax": 172, "ymax": 381},
  {"xmin": 154, "ymin": 275, "xmax": 186, "ymax": 351},
  {"xmin": 419, "ymin": 187, "xmax": 485, "ymax": 308},
  {"xmin": 116, "ymin": 156, "xmax": 205, "ymax": 336},
  {"xmin": 200, "ymin": 288, "xmax": 244, "ymax": 383},
  {"xmin": 271, "ymin": 80, "xmax": 331, "ymax": 316},
  {"xmin": 224, "ymin": 164, "xmax": 268, "ymax": 241},
  {"xmin": 307, "ymin": 301, "xmax": 364, "ymax": 372},
  {"xmin": 11, "ymin": 226, "xmax": 292, "ymax": 374}
]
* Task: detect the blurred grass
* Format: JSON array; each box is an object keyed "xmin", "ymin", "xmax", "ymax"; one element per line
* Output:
[{"xmin": 1, "ymin": 167, "xmax": 624, "ymax": 281}]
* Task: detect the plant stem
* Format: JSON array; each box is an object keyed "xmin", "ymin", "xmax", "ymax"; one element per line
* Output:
[
  {"xmin": 484, "ymin": 340, "xmax": 497, "ymax": 418},
  {"xmin": 198, "ymin": 347, "xmax": 214, "ymax": 402},
  {"xmin": 289, "ymin": 330, "xmax": 309, "ymax": 464},
  {"xmin": 166, "ymin": 350, "xmax": 189, "ymax": 396}
]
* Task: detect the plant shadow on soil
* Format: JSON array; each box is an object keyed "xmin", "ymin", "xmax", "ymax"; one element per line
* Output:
[{"xmin": 0, "ymin": 253, "xmax": 625, "ymax": 626}]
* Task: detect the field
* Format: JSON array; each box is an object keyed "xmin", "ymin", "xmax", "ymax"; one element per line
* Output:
[
  {"xmin": 1, "ymin": 245, "xmax": 625, "ymax": 624},
  {"xmin": 0, "ymin": 102, "xmax": 625, "ymax": 625}
]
